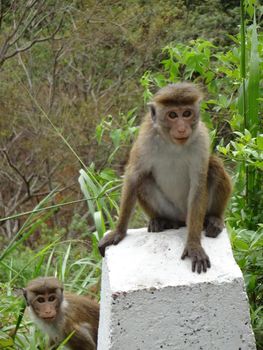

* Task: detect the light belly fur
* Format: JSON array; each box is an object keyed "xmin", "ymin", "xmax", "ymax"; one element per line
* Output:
[{"xmin": 152, "ymin": 155, "xmax": 190, "ymax": 220}]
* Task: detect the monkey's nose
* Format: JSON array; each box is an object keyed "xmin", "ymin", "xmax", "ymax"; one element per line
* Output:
[{"xmin": 178, "ymin": 128, "xmax": 186, "ymax": 134}]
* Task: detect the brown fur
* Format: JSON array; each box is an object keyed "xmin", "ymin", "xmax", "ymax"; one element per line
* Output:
[
  {"xmin": 24, "ymin": 277, "xmax": 99, "ymax": 350},
  {"xmin": 208, "ymin": 155, "xmax": 232, "ymax": 216},
  {"xmin": 26, "ymin": 276, "xmax": 62, "ymax": 294},
  {"xmin": 153, "ymin": 82, "xmax": 203, "ymax": 106},
  {"xmin": 98, "ymin": 83, "xmax": 232, "ymax": 273},
  {"xmin": 62, "ymin": 293, "xmax": 99, "ymax": 350}
]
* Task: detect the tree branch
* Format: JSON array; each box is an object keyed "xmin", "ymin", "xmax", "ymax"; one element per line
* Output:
[
  {"xmin": 0, "ymin": 1, "xmax": 63, "ymax": 67},
  {"xmin": 4, "ymin": 20, "xmax": 63, "ymax": 61}
]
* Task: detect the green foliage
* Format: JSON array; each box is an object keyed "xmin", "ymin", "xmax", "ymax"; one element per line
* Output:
[
  {"xmin": 79, "ymin": 167, "xmax": 120, "ymax": 241},
  {"xmin": 79, "ymin": 108, "xmax": 141, "ymax": 252},
  {"xmin": 163, "ymin": 40, "xmax": 216, "ymax": 83},
  {"xmin": 95, "ymin": 109, "xmax": 139, "ymax": 166},
  {"xmin": 230, "ymin": 227, "xmax": 263, "ymax": 348},
  {"xmin": 218, "ymin": 130, "xmax": 263, "ymax": 232}
]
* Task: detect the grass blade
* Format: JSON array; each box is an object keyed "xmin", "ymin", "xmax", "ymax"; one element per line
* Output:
[{"xmin": 247, "ymin": 14, "xmax": 260, "ymax": 135}]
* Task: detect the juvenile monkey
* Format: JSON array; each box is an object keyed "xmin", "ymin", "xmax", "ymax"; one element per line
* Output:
[
  {"xmin": 23, "ymin": 277, "xmax": 99, "ymax": 350},
  {"xmin": 99, "ymin": 82, "xmax": 232, "ymax": 273}
]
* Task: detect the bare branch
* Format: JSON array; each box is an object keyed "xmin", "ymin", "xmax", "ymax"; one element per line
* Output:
[
  {"xmin": 0, "ymin": 157, "xmax": 68, "ymax": 227},
  {"xmin": 48, "ymin": 44, "xmax": 64, "ymax": 113},
  {"xmin": 6, "ymin": 3, "xmax": 30, "ymax": 43},
  {"xmin": 9, "ymin": 0, "xmax": 46, "ymax": 47},
  {"xmin": 4, "ymin": 26, "xmax": 62, "ymax": 61},
  {"xmin": 0, "ymin": 1, "xmax": 63, "ymax": 67},
  {"xmin": 1, "ymin": 149, "xmax": 30, "ymax": 194}
]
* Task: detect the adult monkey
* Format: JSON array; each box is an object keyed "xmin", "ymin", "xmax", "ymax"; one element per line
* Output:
[{"xmin": 99, "ymin": 82, "xmax": 232, "ymax": 273}]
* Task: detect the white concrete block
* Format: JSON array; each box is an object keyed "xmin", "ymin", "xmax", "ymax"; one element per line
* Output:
[{"xmin": 98, "ymin": 228, "xmax": 256, "ymax": 350}]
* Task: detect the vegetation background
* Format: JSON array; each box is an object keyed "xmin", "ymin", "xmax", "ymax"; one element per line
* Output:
[{"xmin": 0, "ymin": 0, "xmax": 262, "ymax": 349}]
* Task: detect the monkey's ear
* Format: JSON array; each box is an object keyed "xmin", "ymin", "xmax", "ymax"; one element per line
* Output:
[
  {"xmin": 147, "ymin": 102, "xmax": 157, "ymax": 122},
  {"xmin": 22, "ymin": 288, "xmax": 29, "ymax": 306}
]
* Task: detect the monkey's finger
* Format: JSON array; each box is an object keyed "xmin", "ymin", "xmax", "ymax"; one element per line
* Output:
[
  {"xmin": 206, "ymin": 257, "xmax": 211, "ymax": 269},
  {"xmin": 192, "ymin": 256, "xmax": 197, "ymax": 272},
  {"xmin": 98, "ymin": 240, "xmax": 114, "ymax": 257},
  {"xmin": 196, "ymin": 258, "xmax": 203, "ymax": 274},
  {"xmin": 181, "ymin": 249, "xmax": 188, "ymax": 260},
  {"xmin": 98, "ymin": 243, "xmax": 106, "ymax": 257},
  {"xmin": 202, "ymin": 259, "xmax": 207, "ymax": 273},
  {"xmin": 98, "ymin": 234, "xmax": 114, "ymax": 257}
]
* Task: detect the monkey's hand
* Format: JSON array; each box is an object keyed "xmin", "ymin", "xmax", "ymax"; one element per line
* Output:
[
  {"xmin": 181, "ymin": 243, "xmax": 211, "ymax": 273},
  {"xmin": 98, "ymin": 230, "xmax": 125, "ymax": 257}
]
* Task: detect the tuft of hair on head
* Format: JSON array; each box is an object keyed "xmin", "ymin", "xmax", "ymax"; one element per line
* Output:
[
  {"xmin": 26, "ymin": 277, "xmax": 63, "ymax": 293},
  {"xmin": 153, "ymin": 82, "xmax": 204, "ymax": 106}
]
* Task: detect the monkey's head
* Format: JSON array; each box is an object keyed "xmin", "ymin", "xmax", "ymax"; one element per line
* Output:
[
  {"xmin": 148, "ymin": 82, "xmax": 203, "ymax": 145},
  {"xmin": 23, "ymin": 277, "xmax": 63, "ymax": 323}
]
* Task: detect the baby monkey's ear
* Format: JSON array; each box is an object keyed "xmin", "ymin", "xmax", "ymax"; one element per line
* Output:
[{"xmin": 22, "ymin": 288, "xmax": 29, "ymax": 305}]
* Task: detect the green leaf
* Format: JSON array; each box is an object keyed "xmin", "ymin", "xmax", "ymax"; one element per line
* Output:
[
  {"xmin": 0, "ymin": 337, "xmax": 14, "ymax": 347},
  {"xmin": 248, "ymin": 274, "xmax": 257, "ymax": 291},
  {"xmin": 61, "ymin": 244, "xmax": 72, "ymax": 282},
  {"xmin": 256, "ymin": 135, "xmax": 263, "ymax": 150},
  {"xmin": 234, "ymin": 239, "xmax": 249, "ymax": 250}
]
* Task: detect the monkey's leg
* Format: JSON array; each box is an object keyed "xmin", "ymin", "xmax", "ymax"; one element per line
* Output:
[
  {"xmin": 137, "ymin": 174, "xmax": 185, "ymax": 232},
  {"xmin": 181, "ymin": 171, "xmax": 211, "ymax": 273},
  {"xmin": 205, "ymin": 156, "xmax": 232, "ymax": 238},
  {"xmin": 68, "ymin": 323, "xmax": 96, "ymax": 350}
]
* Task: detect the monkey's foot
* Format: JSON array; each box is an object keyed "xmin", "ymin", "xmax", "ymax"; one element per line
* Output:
[
  {"xmin": 181, "ymin": 244, "xmax": 211, "ymax": 273},
  {"xmin": 98, "ymin": 231, "xmax": 125, "ymax": 257},
  {"xmin": 205, "ymin": 216, "xmax": 224, "ymax": 238},
  {"xmin": 148, "ymin": 218, "xmax": 185, "ymax": 232}
]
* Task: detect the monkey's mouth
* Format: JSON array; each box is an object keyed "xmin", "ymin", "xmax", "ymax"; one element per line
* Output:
[
  {"xmin": 173, "ymin": 137, "xmax": 188, "ymax": 144},
  {"xmin": 42, "ymin": 316, "xmax": 56, "ymax": 321}
]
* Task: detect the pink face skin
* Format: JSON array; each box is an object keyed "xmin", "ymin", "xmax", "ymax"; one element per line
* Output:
[
  {"xmin": 33, "ymin": 292, "xmax": 59, "ymax": 322},
  {"xmin": 165, "ymin": 106, "xmax": 196, "ymax": 145}
]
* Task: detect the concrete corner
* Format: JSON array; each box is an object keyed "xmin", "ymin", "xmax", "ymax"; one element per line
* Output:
[{"xmin": 98, "ymin": 228, "xmax": 256, "ymax": 350}]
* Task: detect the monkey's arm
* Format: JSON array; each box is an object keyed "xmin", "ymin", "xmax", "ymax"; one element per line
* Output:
[
  {"xmin": 181, "ymin": 171, "xmax": 210, "ymax": 273},
  {"xmin": 98, "ymin": 171, "xmax": 138, "ymax": 257}
]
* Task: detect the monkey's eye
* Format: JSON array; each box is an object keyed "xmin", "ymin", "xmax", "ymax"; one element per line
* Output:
[
  {"xmin": 48, "ymin": 296, "xmax": 56, "ymax": 302},
  {"xmin": 168, "ymin": 111, "xmax": 178, "ymax": 119},
  {"xmin": 183, "ymin": 110, "xmax": 192, "ymax": 117},
  {"xmin": 37, "ymin": 297, "xmax": 45, "ymax": 303}
]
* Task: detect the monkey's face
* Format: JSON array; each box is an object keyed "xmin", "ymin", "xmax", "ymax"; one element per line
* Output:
[
  {"xmin": 162, "ymin": 106, "xmax": 198, "ymax": 145},
  {"xmin": 30, "ymin": 290, "xmax": 62, "ymax": 322},
  {"xmin": 149, "ymin": 102, "xmax": 199, "ymax": 145}
]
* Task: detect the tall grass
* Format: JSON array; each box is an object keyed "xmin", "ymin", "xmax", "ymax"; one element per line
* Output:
[{"xmin": 239, "ymin": 0, "xmax": 261, "ymax": 217}]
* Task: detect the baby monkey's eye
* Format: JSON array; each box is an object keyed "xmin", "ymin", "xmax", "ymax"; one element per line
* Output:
[
  {"xmin": 49, "ymin": 296, "xmax": 56, "ymax": 302},
  {"xmin": 183, "ymin": 110, "xmax": 192, "ymax": 117},
  {"xmin": 168, "ymin": 111, "xmax": 178, "ymax": 119},
  {"xmin": 37, "ymin": 297, "xmax": 45, "ymax": 303}
]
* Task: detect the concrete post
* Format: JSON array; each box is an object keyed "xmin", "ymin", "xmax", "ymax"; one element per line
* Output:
[{"xmin": 98, "ymin": 228, "xmax": 256, "ymax": 350}]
